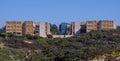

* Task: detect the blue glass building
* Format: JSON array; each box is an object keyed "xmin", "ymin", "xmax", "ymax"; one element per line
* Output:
[{"xmin": 59, "ymin": 23, "xmax": 68, "ymax": 35}]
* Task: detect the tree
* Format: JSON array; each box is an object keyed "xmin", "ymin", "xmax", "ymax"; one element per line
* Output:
[
  {"xmin": 117, "ymin": 26, "xmax": 120, "ymax": 30},
  {"xmin": 47, "ymin": 34, "xmax": 53, "ymax": 38},
  {"xmin": 50, "ymin": 24, "xmax": 60, "ymax": 34}
]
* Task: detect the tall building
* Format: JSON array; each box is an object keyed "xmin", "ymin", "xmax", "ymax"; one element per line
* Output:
[
  {"xmin": 33, "ymin": 22, "xmax": 51, "ymax": 37},
  {"xmin": 99, "ymin": 20, "xmax": 116, "ymax": 30},
  {"xmin": 24, "ymin": 21, "xmax": 34, "ymax": 35},
  {"xmin": 5, "ymin": 21, "xmax": 24, "ymax": 36},
  {"xmin": 71, "ymin": 22, "xmax": 86, "ymax": 35},
  {"xmin": 86, "ymin": 21, "xmax": 98, "ymax": 32}
]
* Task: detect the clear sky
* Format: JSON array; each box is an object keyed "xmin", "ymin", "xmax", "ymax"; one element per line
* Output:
[{"xmin": 0, "ymin": 0, "xmax": 120, "ymax": 27}]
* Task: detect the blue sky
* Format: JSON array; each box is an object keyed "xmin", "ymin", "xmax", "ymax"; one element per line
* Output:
[{"xmin": 0, "ymin": 0, "xmax": 120, "ymax": 27}]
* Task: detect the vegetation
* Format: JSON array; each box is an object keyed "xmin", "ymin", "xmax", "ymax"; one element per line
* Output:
[
  {"xmin": 0, "ymin": 27, "xmax": 120, "ymax": 61},
  {"xmin": 50, "ymin": 24, "xmax": 61, "ymax": 34}
]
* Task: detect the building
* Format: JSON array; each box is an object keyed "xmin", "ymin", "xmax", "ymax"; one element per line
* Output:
[
  {"xmin": 71, "ymin": 22, "xmax": 86, "ymax": 35},
  {"xmin": 86, "ymin": 20, "xmax": 116, "ymax": 32},
  {"xmin": 86, "ymin": 21, "xmax": 98, "ymax": 32},
  {"xmin": 46, "ymin": 22, "xmax": 51, "ymax": 35},
  {"xmin": 80, "ymin": 22, "xmax": 86, "ymax": 33},
  {"xmin": 59, "ymin": 23, "xmax": 68, "ymax": 35},
  {"xmin": 5, "ymin": 20, "xmax": 116, "ymax": 37},
  {"xmin": 33, "ymin": 22, "xmax": 51, "ymax": 37},
  {"xmin": 5, "ymin": 21, "xmax": 51, "ymax": 37},
  {"xmin": 24, "ymin": 21, "xmax": 34, "ymax": 35},
  {"xmin": 66, "ymin": 24, "xmax": 71, "ymax": 35},
  {"xmin": 5, "ymin": 21, "xmax": 24, "ymax": 36},
  {"xmin": 99, "ymin": 20, "xmax": 116, "ymax": 30}
]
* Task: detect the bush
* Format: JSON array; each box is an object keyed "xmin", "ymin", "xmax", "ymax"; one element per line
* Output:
[
  {"xmin": 47, "ymin": 34, "xmax": 53, "ymax": 38},
  {"xmin": 26, "ymin": 34, "xmax": 42, "ymax": 40}
]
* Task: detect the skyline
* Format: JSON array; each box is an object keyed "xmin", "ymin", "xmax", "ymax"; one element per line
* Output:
[{"xmin": 0, "ymin": 0, "xmax": 120, "ymax": 27}]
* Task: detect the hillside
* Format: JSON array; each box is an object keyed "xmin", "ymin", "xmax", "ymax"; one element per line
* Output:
[{"xmin": 0, "ymin": 27, "xmax": 120, "ymax": 61}]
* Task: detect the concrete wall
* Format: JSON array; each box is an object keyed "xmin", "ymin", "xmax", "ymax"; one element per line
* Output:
[
  {"xmin": 52, "ymin": 35, "xmax": 73, "ymax": 38},
  {"xmin": 39, "ymin": 22, "xmax": 46, "ymax": 37}
]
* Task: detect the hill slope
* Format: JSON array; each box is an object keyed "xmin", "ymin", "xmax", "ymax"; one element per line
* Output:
[{"xmin": 0, "ymin": 27, "xmax": 120, "ymax": 61}]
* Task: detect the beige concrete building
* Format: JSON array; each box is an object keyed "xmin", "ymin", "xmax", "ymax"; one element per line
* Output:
[
  {"xmin": 86, "ymin": 21, "xmax": 98, "ymax": 32},
  {"xmin": 99, "ymin": 20, "xmax": 116, "ymax": 30},
  {"xmin": 5, "ymin": 21, "xmax": 24, "ymax": 36},
  {"xmin": 33, "ymin": 22, "xmax": 51, "ymax": 37},
  {"xmin": 24, "ymin": 21, "xmax": 34, "ymax": 35},
  {"xmin": 86, "ymin": 20, "xmax": 116, "ymax": 32}
]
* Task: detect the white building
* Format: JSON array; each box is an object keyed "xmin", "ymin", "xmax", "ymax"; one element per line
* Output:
[
  {"xmin": 71, "ymin": 22, "xmax": 86, "ymax": 35},
  {"xmin": 33, "ymin": 22, "xmax": 51, "ymax": 37}
]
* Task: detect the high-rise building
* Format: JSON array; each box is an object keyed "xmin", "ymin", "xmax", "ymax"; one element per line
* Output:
[
  {"xmin": 71, "ymin": 22, "xmax": 86, "ymax": 35},
  {"xmin": 33, "ymin": 22, "xmax": 51, "ymax": 37},
  {"xmin": 86, "ymin": 21, "xmax": 98, "ymax": 32},
  {"xmin": 24, "ymin": 21, "xmax": 34, "ymax": 35},
  {"xmin": 99, "ymin": 20, "xmax": 116, "ymax": 30},
  {"xmin": 5, "ymin": 21, "xmax": 24, "ymax": 36}
]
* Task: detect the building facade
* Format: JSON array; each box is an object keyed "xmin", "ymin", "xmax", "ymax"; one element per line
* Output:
[
  {"xmin": 33, "ymin": 22, "xmax": 51, "ymax": 37},
  {"xmin": 5, "ymin": 20, "xmax": 116, "ymax": 37},
  {"xmin": 24, "ymin": 21, "xmax": 34, "ymax": 35},
  {"xmin": 5, "ymin": 21, "xmax": 24, "ymax": 36},
  {"xmin": 86, "ymin": 21, "xmax": 98, "ymax": 32},
  {"xmin": 5, "ymin": 21, "xmax": 51, "ymax": 37},
  {"xmin": 99, "ymin": 20, "xmax": 116, "ymax": 30},
  {"xmin": 59, "ymin": 23, "xmax": 69, "ymax": 35},
  {"xmin": 71, "ymin": 22, "xmax": 86, "ymax": 35},
  {"xmin": 86, "ymin": 20, "xmax": 116, "ymax": 32}
]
